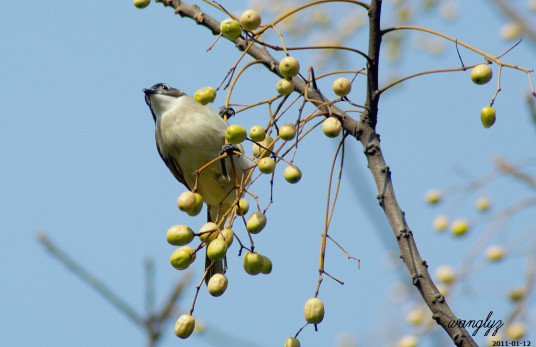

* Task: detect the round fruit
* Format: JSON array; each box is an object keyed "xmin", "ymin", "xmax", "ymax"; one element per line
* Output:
[
  {"xmin": 508, "ymin": 287, "xmax": 526, "ymax": 302},
  {"xmin": 279, "ymin": 123, "xmax": 296, "ymax": 140},
  {"xmin": 220, "ymin": 18, "xmax": 242, "ymax": 40},
  {"xmin": 471, "ymin": 63, "xmax": 493, "ymax": 85},
  {"xmin": 252, "ymin": 135, "xmax": 274, "ymax": 158},
  {"xmin": 207, "ymin": 238, "xmax": 227, "ymax": 261},
  {"xmin": 177, "ymin": 191, "xmax": 197, "ymax": 212},
  {"xmin": 249, "ymin": 125, "xmax": 266, "ymax": 142},
  {"xmin": 500, "ymin": 22, "xmax": 523, "ymax": 40},
  {"xmin": 505, "ymin": 322, "xmax": 526, "ymax": 340},
  {"xmin": 283, "ymin": 165, "xmax": 302, "ymax": 184},
  {"xmin": 435, "ymin": 265, "xmax": 456, "ymax": 284},
  {"xmin": 285, "ymin": 337, "xmax": 301, "ymax": 347},
  {"xmin": 451, "ymin": 219, "xmax": 470, "ymax": 236},
  {"xmin": 239, "ymin": 9, "xmax": 261, "ymax": 31},
  {"xmin": 167, "ymin": 225, "xmax": 194, "ymax": 246},
  {"xmin": 199, "ymin": 222, "xmax": 219, "ymax": 244},
  {"xmin": 247, "ymin": 211, "xmax": 267, "ymax": 234},
  {"xmin": 279, "ymin": 57, "xmax": 300, "ymax": 78},
  {"xmin": 170, "ymin": 246, "xmax": 196, "ymax": 270},
  {"xmin": 485, "ymin": 245, "xmax": 505, "ymax": 261},
  {"xmin": 236, "ymin": 198, "xmax": 249, "ymax": 215},
  {"xmin": 217, "ymin": 228, "xmax": 234, "ymax": 247},
  {"xmin": 134, "ymin": 0, "xmax": 150, "ymax": 8},
  {"xmin": 174, "ymin": 314, "xmax": 195, "ymax": 339},
  {"xmin": 476, "ymin": 197, "xmax": 491, "ymax": 211},
  {"xmin": 261, "ymin": 255, "xmax": 272, "ymax": 274},
  {"xmin": 332, "ymin": 77, "xmax": 352, "ymax": 96},
  {"xmin": 258, "ymin": 157, "xmax": 275, "ymax": 174},
  {"xmin": 243, "ymin": 251, "xmax": 264, "ymax": 275},
  {"xmin": 194, "ymin": 87, "xmax": 216, "ymax": 105},
  {"xmin": 437, "ymin": 284, "xmax": 449, "ymax": 296},
  {"xmin": 481, "ymin": 106, "xmax": 496, "ymax": 128},
  {"xmin": 396, "ymin": 335, "xmax": 418, "ymax": 347},
  {"xmin": 322, "ymin": 117, "xmax": 342, "ymax": 138},
  {"xmin": 207, "ymin": 273, "xmax": 228, "ymax": 297},
  {"xmin": 487, "ymin": 334, "xmax": 502, "ymax": 347},
  {"xmin": 424, "ymin": 189, "xmax": 442, "ymax": 204},
  {"xmin": 187, "ymin": 193, "xmax": 203, "ymax": 216},
  {"xmin": 276, "ymin": 78, "xmax": 295, "ymax": 95},
  {"xmin": 225, "ymin": 125, "xmax": 247, "ymax": 144},
  {"xmin": 432, "ymin": 215, "xmax": 449, "ymax": 231},
  {"xmin": 405, "ymin": 308, "xmax": 425, "ymax": 325},
  {"xmin": 304, "ymin": 297, "xmax": 324, "ymax": 324}
]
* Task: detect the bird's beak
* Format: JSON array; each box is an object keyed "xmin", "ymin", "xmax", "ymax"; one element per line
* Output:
[
  {"xmin": 143, "ymin": 88, "xmax": 156, "ymax": 96},
  {"xmin": 143, "ymin": 88, "xmax": 155, "ymax": 106}
]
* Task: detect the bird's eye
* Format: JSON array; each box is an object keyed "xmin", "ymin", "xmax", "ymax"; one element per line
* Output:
[{"xmin": 161, "ymin": 84, "xmax": 169, "ymax": 90}]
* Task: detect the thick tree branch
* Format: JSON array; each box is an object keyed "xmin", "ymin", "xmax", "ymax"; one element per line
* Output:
[
  {"xmin": 155, "ymin": 0, "xmax": 478, "ymax": 345},
  {"xmin": 360, "ymin": 1, "xmax": 477, "ymax": 346}
]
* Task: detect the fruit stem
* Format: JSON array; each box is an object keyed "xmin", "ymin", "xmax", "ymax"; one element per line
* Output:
[{"xmin": 384, "ymin": 26, "xmax": 532, "ymax": 73}]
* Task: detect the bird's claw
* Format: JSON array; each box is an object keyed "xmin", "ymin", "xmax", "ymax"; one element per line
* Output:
[
  {"xmin": 219, "ymin": 107, "xmax": 235, "ymax": 119},
  {"xmin": 219, "ymin": 143, "xmax": 240, "ymax": 156},
  {"xmin": 219, "ymin": 143, "xmax": 240, "ymax": 180}
]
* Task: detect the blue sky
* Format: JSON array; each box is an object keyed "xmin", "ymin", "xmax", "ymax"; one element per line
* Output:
[{"xmin": 2, "ymin": 1, "xmax": 535, "ymax": 346}]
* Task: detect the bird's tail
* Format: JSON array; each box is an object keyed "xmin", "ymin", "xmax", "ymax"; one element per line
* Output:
[
  {"xmin": 205, "ymin": 206, "xmax": 226, "ymax": 285},
  {"xmin": 205, "ymin": 254, "xmax": 224, "ymax": 285}
]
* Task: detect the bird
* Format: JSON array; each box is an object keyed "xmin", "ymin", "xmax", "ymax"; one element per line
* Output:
[{"xmin": 143, "ymin": 83, "xmax": 251, "ymax": 282}]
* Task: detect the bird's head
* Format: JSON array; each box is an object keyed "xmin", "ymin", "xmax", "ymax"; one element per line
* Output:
[{"xmin": 143, "ymin": 83, "xmax": 186, "ymax": 121}]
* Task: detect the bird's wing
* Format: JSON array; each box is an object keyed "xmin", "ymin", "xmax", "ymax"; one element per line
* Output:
[{"xmin": 155, "ymin": 126, "xmax": 191, "ymax": 191}]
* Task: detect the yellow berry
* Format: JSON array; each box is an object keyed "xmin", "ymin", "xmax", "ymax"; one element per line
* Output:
[
  {"xmin": 217, "ymin": 228, "xmax": 234, "ymax": 247},
  {"xmin": 396, "ymin": 335, "xmax": 418, "ymax": 347},
  {"xmin": 476, "ymin": 197, "xmax": 491, "ymax": 211},
  {"xmin": 247, "ymin": 211, "xmax": 267, "ymax": 234},
  {"xmin": 451, "ymin": 219, "xmax": 470, "ymax": 236},
  {"xmin": 240, "ymin": 9, "xmax": 261, "ymax": 31},
  {"xmin": 220, "ymin": 18, "xmax": 242, "ymax": 40},
  {"xmin": 304, "ymin": 297, "xmax": 324, "ymax": 324},
  {"xmin": 481, "ymin": 106, "xmax": 496, "ymax": 128},
  {"xmin": 432, "ymin": 215, "xmax": 449, "ymax": 231},
  {"xmin": 243, "ymin": 251, "xmax": 264, "ymax": 275},
  {"xmin": 177, "ymin": 191, "xmax": 197, "ymax": 212},
  {"xmin": 260, "ymin": 255, "xmax": 272, "ymax": 274},
  {"xmin": 194, "ymin": 87, "xmax": 216, "ymax": 105},
  {"xmin": 249, "ymin": 125, "xmax": 266, "ymax": 142},
  {"xmin": 170, "ymin": 246, "xmax": 196, "ymax": 270},
  {"xmin": 485, "ymin": 245, "xmax": 505, "ymax": 261},
  {"xmin": 322, "ymin": 117, "xmax": 342, "ymax": 137},
  {"xmin": 252, "ymin": 135, "xmax": 274, "ymax": 158},
  {"xmin": 258, "ymin": 157, "xmax": 275, "ymax": 174},
  {"xmin": 435, "ymin": 265, "xmax": 456, "ymax": 284},
  {"xmin": 470, "ymin": 64, "xmax": 492, "ymax": 85},
  {"xmin": 424, "ymin": 189, "xmax": 442, "ymax": 204},
  {"xmin": 207, "ymin": 273, "xmax": 228, "ymax": 297},
  {"xmin": 276, "ymin": 78, "xmax": 295, "ymax": 95},
  {"xmin": 166, "ymin": 225, "xmax": 194, "ymax": 246},
  {"xmin": 405, "ymin": 307, "xmax": 425, "ymax": 325},
  {"xmin": 284, "ymin": 165, "xmax": 302, "ymax": 184},
  {"xmin": 279, "ymin": 57, "xmax": 300, "ymax": 78},
  {"xmin": 279, "ymin": 123, "xmax": 296, "ymax": 141},
  {"xmin": 207, "ymin": 238, "xmax": 227, "ymax": 261},
  {"xmin": 186, "ymin": 193, "xmax": 203, "ymax": 216},
  {"xmin": 332, "ymin": 77, "xmax": 352, "ymax": 96},
  {"xmin": 199, "ymin": 222, "xmax": 219, "ymax": 244},
  {"xmin": 236, "ymin": 198, "xmax": 249, "ymax": 215},
  {"xmin": 133, "ymin": 0, "xmax": 150, "ymax": 8},
  {"xmin": 285, "ymin": 337, "xmax": 301, "ymax": 347},
  {"xmin": 174, "ymin": 314, "xmax": 195, "ymax": 339},
  {"xmin": 505, "ymin": 322, "xmax": 526, "ymax": 340},
  {"xmin": 508, "ymin": 287, "xmax": 526, "ymax": 302}
]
